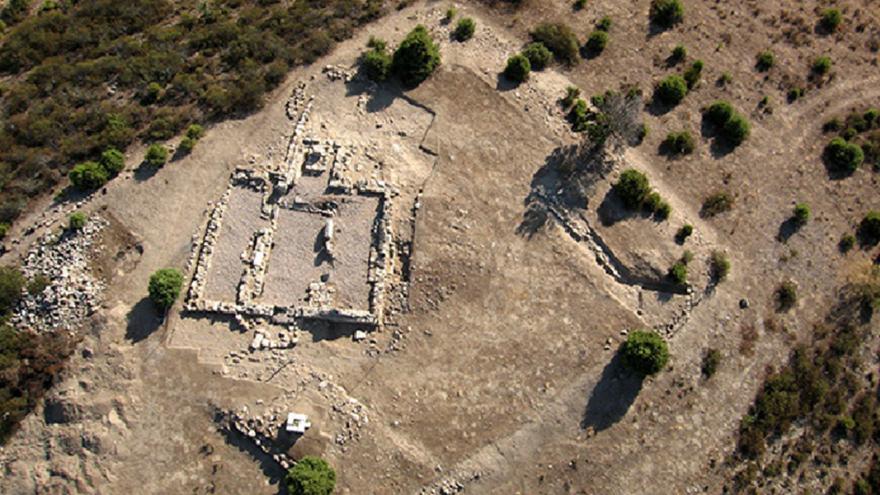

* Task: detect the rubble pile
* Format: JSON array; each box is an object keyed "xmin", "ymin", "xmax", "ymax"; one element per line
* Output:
[
  {"xmin": 12, "ymin": 217, "xmax": 107, "ymax": 332},
  {"xmin": 328, "ymin": 395, "xmax": 369, "ymax": 447},
  {"xmin": 322, "ymin": 65, "xmax": 355, "ymax": 83},
  {"xmin": 249, "ymin": 327, "xmax": 298, "ymax": 351},
  {"xmin": 221, "ymin": 405, "xmax": 296, "ymax": 469}
]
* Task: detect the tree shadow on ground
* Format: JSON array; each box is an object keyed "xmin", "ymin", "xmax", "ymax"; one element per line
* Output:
[
  {"xmin": 645, "ymin": 96, "xmax": 677, "ymax": 117},
  {"xmin": 215, "ymin": 414, "xmax": 287, "ymax": 494},
  {"xmin": 125, "ymin": 297, "xmax": 163, "ymax": 342},
  {"xmin": 581, "ymin": 352, "xmax": 644, "ymax": 432},
  {"xmin": 298, "ymin": 319, "xmax": 360, "ymax": 342},
  {"xmin": 133, "ymin": 162, "xmax": 161, "ymax": 182},
  {"xmin": 344, "ymin": 68, "xmax": 407, "ymax": 114},
  {"xmin": 596, "ymin": 188, "xmax": 653, "ymax": 227},
  {"xmin": 495, "ymin": 72, "xmax": 519, "ymax": 92},
  {"xmin": 776, "ymin": 217, "xmax": 802, "ymax": 243}
]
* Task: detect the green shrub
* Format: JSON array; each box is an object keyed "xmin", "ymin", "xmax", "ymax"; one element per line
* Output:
[
  {"xmin": 702, "ymin": 191, "xmax": 734, "ymax": 217},
  {"xmin": 793, "ymin": 203, "xmax": 810, "ymax": 226},
  {"xmin": 392, "ymin": 25, "xmax": 441, "ymax": 88},
  {"xmin": 683, "ymin": 60, "xmax": 703, "ymax": 89},
  {"xmin": 530, "ymin": 23, "xmax": 580, "ymax": 66},
  {"xmin": 710, "ymin": 250, "xmax": 731, "ymax": 282},
  {"xmin": 286, "ymin": 456, "xmax": 336, "ymax": 495},
  {"xmin": 0, "ymin": 266, "xmax": 24, "ymax": 314},
  {"xmin": 573, "ymin": 0, "xmax": 586, "ymax": 10},
  {"xmin": 360, "ymin": 47, "xmax": 391, "ymax": 81},
  {"xmin": 367, "ymin": 36, "xmax": 387, "ymax": 52},
  {"xmin": 0, "ymin": 223, "xmax": 8, "ymax": 239},
  {"xmin": 669, "ymin": 260, "xmax": 688, "ymax": 285},
  {"xmin": 567, "ymin": 98, "xmax": 590, "ymax": 132},
  {"xmin": 178, "ymin": 137, "xmax": 196, "ymax": 155},
  {"xmin": 722, "ymin": 114, "xmax": 751, "ymax": 145},
  {"xmin": 561, "ymin": 85, "xmax": 580, "ymax": 108},
  {"xmin": 99, "ymin": 148, "xmax": 125, "ymax": 176},
  {"xmin": 144, "ymin": 144, "xmax": 169, "ymax": 167},
  {"xmin": 148, "ymin": 268, "xmax": 183, "ymax": 310},
  {"xmin": 787, "ymin": 86, "xmax": 806, "ymax": 102},
  {"xmin": 649, "ymin": 0, "xmax": 684, "ymax": 28},
  {"xmin": 655, "ymin": 200, "xmax": 672, "ymax": 220},
  {"xmin": 68, "ymin": 212, "xmax": 87, "ymax": 231},
  {"xmin": 812, "ymin": 55, "xmax": 832, "ymax": 75},
  {"xmin": 613, "ymin": 169, "xmax": 651, "ymax": 209},
  {"xmin": 655, "ymin": 75, "xmax": 688, "ymax": 106},
  {"xmin": 839, "ymin": 233, "xmax": 855, "ymax": 252},
  {"xmin": 143, "ymin": 82, "xmax": 163, "ymax": 104},
  {"xmin": 705, "ymin": 101, "xmax": 734, "ymax": 126},
  {"xmin": 776, "ymin": 281, "xmax": 797, "ymax": 310},
  {"xmin": 756, "ymin": 51, "xmax": 774, "ymax": 71},
  {"xmin": 859, "ymin": 211, "xmax": 880, "ymax": 245},
  {"xmin": 824, "ymin": 137, "xmax": 864, "ymax": 174},
  {"xmin": 453, "ymin": 17, "xmax": 475, "ymax": 42},
  {"xmin": 670, "ymin": 44, "xmax": 686, "ymax": 64},
  {"xmin": 585, "ymin": 30, "xmax": 609, "ymax": 55},
  {"xmin": 820, "ymin": 8, "xmax": 842, "ymax": 32},
  {"xmin": 596, "ymin": 16, "xmax": 612, "ymax": 32},
  {"xmin": 718, "ymin": 72, "xmax": 733, "ymax": 86},
  {"xmin": 69, "ymin": 161, "xmax": 109, "ymax": 191},
  {"xmin": 186, "ymin": 124, "xmax": 205, "ymax": 141},
  {"xmin": 621, "ymin": 330, "xmax": 669, "ymax": 375},
  {"xmin": 702, "ymin": 348, "xmax": 722, "ymax": 378},
  {"xmin": 675, "ymin": 224, "xmax": 693, "ymax": 244},
  {"xmin": 662, "ymin": 131, "xmax": 695, "ymax": 155},
  {"xmin": 444, "ymin": 7, "xmax": 457, "ymax": 22},
  {"xmin": 522, "ymin": 43, "xmax": 552, "ymax": 71},
  {"xmin": 503, "ymin": 54, "xmax": 531, "ymax": 83}
]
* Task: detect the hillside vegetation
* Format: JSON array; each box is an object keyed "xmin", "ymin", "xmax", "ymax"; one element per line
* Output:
[{"xmin": 0, "ymin": 0, "xmax": 382, "ymax": 226}]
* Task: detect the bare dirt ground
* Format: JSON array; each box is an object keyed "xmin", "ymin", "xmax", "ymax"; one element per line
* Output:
[{"xmin": 2, "ymin": 1, "xmax": 880, "ymax": 494}]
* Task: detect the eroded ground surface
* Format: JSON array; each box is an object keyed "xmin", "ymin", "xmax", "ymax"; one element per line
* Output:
[{"xmin": 2, "ymin": 1, "xmax": 880, "ymax": 494}]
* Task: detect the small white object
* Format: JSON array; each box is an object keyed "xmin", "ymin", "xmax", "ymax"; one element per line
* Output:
[{"xmin": 286, "ymin": 413, "xmax": 312, "ymax": 434}]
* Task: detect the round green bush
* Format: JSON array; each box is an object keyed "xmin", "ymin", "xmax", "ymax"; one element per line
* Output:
[
  {"xmin": 68, "ymin": 211, "xmax": 87, "ymax": 231},
  {"xmin": 722, "ymin": 114, "xmax": 751, "ymax": 145},
  {"xmin": 824, "ymin": 137, "xmax": 864, "ymax": 174},
  {"xmin": 670, "ymin": 44, "xmax": 686, "ymax": 64},
  {"xmin": 453, "ymin": 17, "xmax": 475, "ymax": 42},
  {"xmin": 820, "ymin": 8, "xmax": 842, "ymax": 31},
  {"xmin": 522, "ymin": 42, "xmax": 552, "ymax": 71},
  {"xmin": 392, "ymin": 25, "xmax": 441, "ymax": 88},
  {"xmin": 756, "ymin": 51, "xmax": 774, "ymax": 72},
  {"xmin": 0, "ymin": 265, "xmax": 24, "ymax": 314},
  {"xmin": 361, "ymin": 48, "xmax": 391, "ymax": 82},
  {"xmin": 503, "ymin": 54, "xmax": 531, "ymax": 83},
  {"xmin": 586, "ymin": 30, "xmax": 609, "ymax": 54},
  {"xmin": 186, "ymin": 124, "xmax": 205, "ymax": 140},
  {"xmin": 859, "ymin": 211, "xmax": 880, "ymax": 244},
  {"xmin": 668, "ymin": 260, "xmax": 687, "ymax": 285},
  {"xmin": 621, "ymin": 330, "xmax": 670, "ymax": 375},
  {"xmin": 655, "ymin": 75, "xmax": 688, "ymax": 106},
  {"xmin": 148, "ymin": 268, "xmax": 183, "ymax": 310},
  {"xmin": 145, "ymin": 144, "xmax": 169, "ymax": 167},
  {"xmin": 179, "ymin": 137, "xmax": 197, "ymax": 155},
  {"xmin": 286, "ymin": 456, "xmax": 336, "ymax": 495},
  {"xmin": 69, "ymin": 161, "xmax": 110, "ymax": 191},
  {"xmin": 663, "ymin": 131, "xmax": 694, "ymax": 155},
  {"xmin": 813, "ymin": 56, "xmax": 832, "ymax": 75},
  {"xmin": 596, "ymin": 16, "xmax": 613, "ymax": 32},
  {"xmin": 705, "ymin": 101, "xmax": 734, "ymax": 125},
  {"xmin": 649, "ymin": 0, "xmax": 684, "ymax": 28},
  {"xmin": 683, "ymin": 60, "xmax": 703, "ymax": 89},
  {"xmin": 793, "ymin": 203, "xmax": 810, "ymax": 225},
  {"xmin": 100, "ymin": 147, "xmax": 125, "ymax": 176},
  {"xmin": 613, "ymin": 169, "xmax": 651, "ymax": 209},
  {"xmin": 529, "ymin": 23, "xmax": 580, "ymax": 66}
]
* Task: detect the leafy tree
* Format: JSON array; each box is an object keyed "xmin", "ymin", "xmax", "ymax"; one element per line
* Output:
[
  {"xmin": 613, "ymin": 169, "xmax": 650, "ymax": 209},
  {"xmin": 722, "ymin": 114, "xmax": 750, "ymax": 145},
  {"xmin": 522, "ymin": 42, "xmax": 552, "ymax": 71},
  {"xmin": 662, "ymin": 131, "xmax": 694, "ymax": 155},
  {"xmin": 503, "ymin": 54, "xmax": 530, "ymax": 83},
  {"xmin": 529, "ymin": 23, "xmax": 580, "ymax": 65},
  {"xmin": 68, "ymin": 212, "xmax": 87, "ymax": 231},
  {"xmin": 793, "ymin": 203, "xmax": 810, "ymax": 226},
  {"xmin": 148, "ymin": 268, "xmax": 183, "ymax": 310},
  {"xmin": 621, "ymin": 330, "xmax": 669, "ymax": 375},
  {"xmin": 0, "ymin": 266, "xmax": 24, "ymax": 314},
  {"xmin": 585, "ymin": 30, "xmax": 609, "ymax": 55},
  {"xmin": 705, "ymin": 100, "xmax": 734, "ymax": 126},
  {"xmin": 756, "ymin": 51, "xmax": 774, "ymax": 71},
  {"xmin": 186, "ymin": 124, "xmax": 205, "ymax": 140},
  {"xmin": 649, "ymin": 0, "xmax": 684, "ymax": 28},
  {"xmin": 669, "ymin": 260, "xmax": 688, "ymax": 285},
  {"xmin": 824, "ymin": 137, "xmax": 864, "ymax": 174},
  {"xmin": 453, "ymin": 17, "xmax": 475, "ymax": 42},
  {"xmin": 69, "ymin": 162, "xmax": 110, "ymax": 191},
  {"xmin": 100, "ymin": 148, "xmax": 125, "ymax": 176},
  {"xmin": 286, "ymin": 456, "xmax": 337, "ymax": 495},
  {"xmin": 820, "ymin": 8, "xmax": 842, "ymax": 32},
  {"xmin": 859, "ymin": 211, "xmax": 880, "ymax": 245},
  {"xmin": 361, "ymin": 46, "xmax": 391, "ymax": 82},
  {"xmin": 392, "ymin": 25, "xmax": 441, "ymax": 88},
  {"xmin": 654, "ymin": 75, "xmax": 687, "ymax": 106},
  {"xmin": 145, "ymin": 144, "xmax": 169, "ymax": 167}
]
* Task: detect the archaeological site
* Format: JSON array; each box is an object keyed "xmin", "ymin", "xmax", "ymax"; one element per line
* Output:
[{"xmin": 1, "ymin": 1, "xmax": 880, "ymax": 494}]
